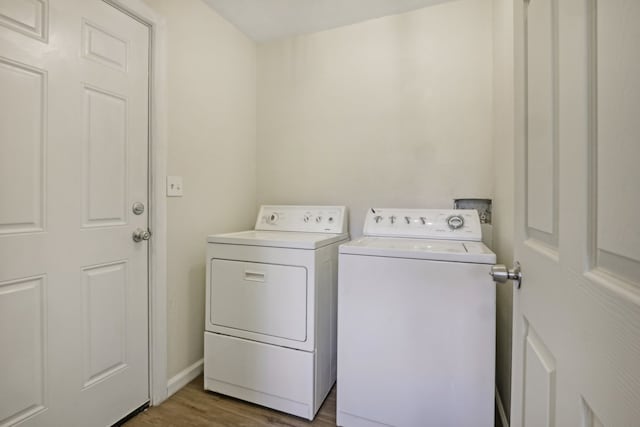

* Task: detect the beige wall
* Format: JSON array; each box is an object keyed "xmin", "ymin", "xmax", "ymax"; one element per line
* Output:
[
  {"xmin": 144, "ymin": 1, "xmax": 516, "ymax": 410},
  {"xmin": 143, "ymin": 0, "xmax": 257, "ymax": 379},
  {"xmin": 256, "ymin": 0, "xmax": 494, "ymax": 236},
  {"xmin": 492, "ymin": 0, "xmax": 515, "ymax": 420}
]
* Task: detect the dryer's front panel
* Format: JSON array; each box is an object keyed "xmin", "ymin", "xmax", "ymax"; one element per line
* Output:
[{"xmin": 210, "ymin": 259, "xmax": 308, "ymax": 342}]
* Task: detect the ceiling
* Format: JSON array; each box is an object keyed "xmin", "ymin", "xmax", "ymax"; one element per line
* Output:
[{"xmin": 202, "ymin": 0, "xmax": 453, "ymax": 42}]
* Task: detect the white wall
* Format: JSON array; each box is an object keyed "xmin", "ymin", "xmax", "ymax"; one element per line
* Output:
[
  {"xmin": 143, "ymin": 0, "xmax": 257, "ymax": 379},
  {"xmin": 492, "ymin": 0, "xmax": 515, "ymax": 421},
  {"xmin": 256, "ymin": 0, "xmax": 494, "ymax": 236},
  {"xmin": 142, "ymin": 1, "xmax": 516, "ymax": 411}
]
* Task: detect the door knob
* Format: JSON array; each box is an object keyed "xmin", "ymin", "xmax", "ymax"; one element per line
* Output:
[
  {"xmin": 132, "ymin": 228, "xmax": 151, "ymax": 242},
  {"xmin": 490, "ymin": 261, "xmax": 522, "ymax": 288}
]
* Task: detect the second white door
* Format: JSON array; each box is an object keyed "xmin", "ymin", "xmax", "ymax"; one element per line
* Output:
[{"xmin": 511, "ymin": 0, "xmax": 640, "ymax": 425}]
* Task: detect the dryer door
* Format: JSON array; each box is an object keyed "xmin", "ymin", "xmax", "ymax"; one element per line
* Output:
[{"xmin": 210, "ymin": 259, "xmax": 308, "ymax": 342}]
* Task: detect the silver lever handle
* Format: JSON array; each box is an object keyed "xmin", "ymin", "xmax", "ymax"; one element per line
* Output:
[
  {"xmin": 132, "ymin": 228, "xmax": 151, "ymax": 242},
  {"xmin": 490, "ymin": 261, "xmax": 522, "ymax": 288}
]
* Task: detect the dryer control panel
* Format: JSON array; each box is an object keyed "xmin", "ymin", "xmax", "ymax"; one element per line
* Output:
[
  {"xmin": 363, "ymin": 208, "xmax": 481, "ymax": 241},
  {"xmin": 255, "ymin": 205, "xmax": 348, "ymax": 234}
]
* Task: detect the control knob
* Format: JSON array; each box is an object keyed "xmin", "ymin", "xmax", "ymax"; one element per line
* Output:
[
  {"xmin": 447, "ymin": 215, "xmax": 464, "ymax": 230},
  {"xmin": 267, "ymin": 213, "xmax": 279, "ymax": 225}
]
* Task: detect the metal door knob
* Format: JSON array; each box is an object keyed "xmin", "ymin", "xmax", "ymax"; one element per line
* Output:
[
  {"xmin": 132, "ymin": 228, "xmax": 151, "ymax": 242},
  {"xmin": 490, "ymin": 261, "xmax": 522, "ymax": 288}
]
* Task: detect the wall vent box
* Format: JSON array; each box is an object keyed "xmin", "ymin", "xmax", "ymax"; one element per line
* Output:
[{"xmin": 453, "ymin": 198, "xmax": 492, "ymax": 224}]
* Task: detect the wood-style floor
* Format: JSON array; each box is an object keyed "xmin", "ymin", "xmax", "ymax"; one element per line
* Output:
[{"xmin": 123, "ymin": 375, "xmax": 336, "ymax": 427}]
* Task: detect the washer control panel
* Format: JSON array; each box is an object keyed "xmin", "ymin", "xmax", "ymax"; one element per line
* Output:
[
  {"xmin": 255, "ymin": 205, "xmax": 348, "ymax": 234},
  {"xmin": 363, "ymin": 208, "xmax": 481, "ymax": 241}
]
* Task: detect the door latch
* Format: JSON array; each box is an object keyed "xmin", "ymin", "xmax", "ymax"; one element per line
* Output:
[
  {"xmin": 490, "ymin": 261, "xmax": 522, "ymax": 288},
  {"xmin": 132, "ymin": 228, "xmax": 151, "ymax": 242}
]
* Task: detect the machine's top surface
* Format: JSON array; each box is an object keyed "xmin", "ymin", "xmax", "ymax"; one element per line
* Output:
[
  {"xmin": 342, "ymin": 208, "xmax": 495, "ymax": 263},
  {"xmin": 363, "ymin": 208, "xmax": 482, "ymax": 241},
  {"xmin": 208, "ymin": 230, "xmax": 348, "ymax": 250},
  {"xmin": 340, "ymin": 236, "xmax": 496, "ymax": 264},
  {"xmin": 254, "ymin": 205, "xmax": 348, "ymax": 234},
  {"xmin": 208, "ymin": 205, "xmax": 348, "ymax": 249}
]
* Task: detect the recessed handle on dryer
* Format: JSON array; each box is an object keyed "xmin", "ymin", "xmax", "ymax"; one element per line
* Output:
[{"xmin": 244, "ymin": 271, "xmax": 266, "ymax": 282}]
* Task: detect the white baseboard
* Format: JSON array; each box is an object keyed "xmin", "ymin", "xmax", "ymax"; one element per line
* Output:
[
  {"xmin": 167, "ymin": 358, "xmax": 204, "ymax": 397},
  {"xmin": 496, "ymin": 386, "xmax": 509, "ymax": 427},
  {"xmin": 168, "ymin": 360, "xmax": 509, "ymax": 426}
]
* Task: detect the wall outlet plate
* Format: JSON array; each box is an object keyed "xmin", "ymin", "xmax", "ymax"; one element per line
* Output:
[{"xmin": 167, "ymin": 176, "xmax": 183, "ymax": 197}]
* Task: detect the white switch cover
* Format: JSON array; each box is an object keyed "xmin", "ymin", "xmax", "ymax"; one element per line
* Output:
[{"xmin": 167, "ymin": 176, "xmax": 183, "ymax": 197}]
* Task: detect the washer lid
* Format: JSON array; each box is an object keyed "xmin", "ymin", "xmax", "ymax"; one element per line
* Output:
[
  {"xmin": 339, "ymin": 237, "xmax": 496, "ymax": 264},
  {"xmin": 208, "ymin": 230, "xmax": 349, "ymax": 249}
]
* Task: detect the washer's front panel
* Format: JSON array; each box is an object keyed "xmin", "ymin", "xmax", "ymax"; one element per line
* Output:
[
  {"xmin": 210, "ymin": 259, "xmax": 307, "ymax": 342},
  {"xmin": 337, "ymin": 254, "xmax": 495, "ymax": 427}
]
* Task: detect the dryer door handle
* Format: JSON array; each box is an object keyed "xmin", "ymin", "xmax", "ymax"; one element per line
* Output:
[{"xmin": 244, "ymin": 270, "xmax": 266, "ymax": 282}]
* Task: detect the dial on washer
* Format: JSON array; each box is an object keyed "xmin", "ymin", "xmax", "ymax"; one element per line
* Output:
[{"xmin": 447, "ymin": 215, "xmax": 464, "ymax": 230}]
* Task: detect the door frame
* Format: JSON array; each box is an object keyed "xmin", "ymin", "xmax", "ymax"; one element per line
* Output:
[
  {"xmin": 103, "ymin": 0, "xmax": 169, "ymax": 406},
  {"xmin": 511, "ymin": 0, "xmax": 526, "ymax": 424}
]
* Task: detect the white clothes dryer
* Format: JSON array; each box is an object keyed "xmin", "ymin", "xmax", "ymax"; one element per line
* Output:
[
  {"xmin": 204, "ymin": 205, "xmax": 348, "ymax": 420},
  {"xmin": 337, "ymin": 208, "xmax": 496, "ymax": 427}
]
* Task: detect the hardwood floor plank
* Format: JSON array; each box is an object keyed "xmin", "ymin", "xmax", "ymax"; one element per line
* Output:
[{"xmin": 123, "ymin": 376, "xmax": 337, "ymax": 427}]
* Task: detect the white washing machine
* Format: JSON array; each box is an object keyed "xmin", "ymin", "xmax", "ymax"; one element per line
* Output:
[
  {"xmin": 204, "ymin": 205, "xmax": 349, "ymax": 420},
  {"xmin": 337, "ymin": 208, "xmax": 496, "ymax": 427}
]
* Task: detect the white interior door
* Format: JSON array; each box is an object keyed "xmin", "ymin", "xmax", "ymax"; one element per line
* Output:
[
  {"xmin": 0, "ymin": 0, "xmax": 150, "ymax": 425},
  {"xmin": 511, "ymin": 0, "xmax": 640, "ymax": 425}
]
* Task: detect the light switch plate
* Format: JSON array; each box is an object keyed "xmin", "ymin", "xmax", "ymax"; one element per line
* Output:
[{"xmin": 167, "ymin": 176, "xmax": 183, "ymax": 197}]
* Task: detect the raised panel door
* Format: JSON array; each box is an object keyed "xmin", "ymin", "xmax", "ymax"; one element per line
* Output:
[
  {"xmin": 0, "ymin": 1, "xmax": 150, "ymax": 425},
  {"xmin": 512, "ymin": 0, "xmax": 640, "ymax": 425}
]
